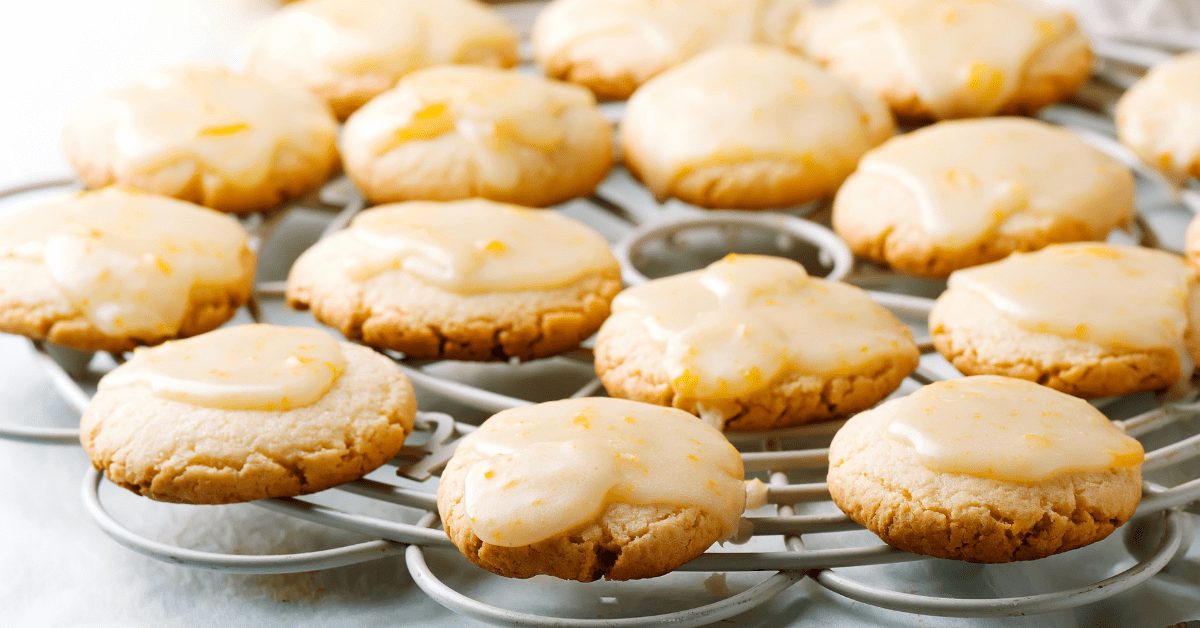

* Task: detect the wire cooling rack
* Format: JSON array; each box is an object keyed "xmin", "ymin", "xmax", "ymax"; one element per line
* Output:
[{"xmin": 3, "ymin": 23, "xmax": 1200, "ymax": 628}]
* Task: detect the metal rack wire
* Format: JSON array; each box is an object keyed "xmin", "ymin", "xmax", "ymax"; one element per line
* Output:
[{"xmin": 3, "ymin": 24, "xmax": 1200, "ymax": 627}]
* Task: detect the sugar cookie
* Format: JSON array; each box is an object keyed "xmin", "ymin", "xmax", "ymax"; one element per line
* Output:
[
  {"xmin": 620, "ymin": 45, "xmax": 894, "ymax": 210},
  {"xmin": 437, "ymin": 397, "xmax": 746, "ymax": 581},
  {"xmin": 1116, "ymin": 51, "xmax": 1200, "ymax": 184},
  {"xmin": 594, "ymin": 255, "xmax": 919, "ymax": 431},
  {"xmin": 833, "ymin": 117, "xmax": 1135, "ymax": 278},
  {"xmin": 286, "ymin": 199, "xmax": 621, "ymax": 361},
  {"xmin": 828, "ymin": 376, "xmax": 1143, "ymax": 563},
  {"xmin": 81, "ymin": 324, "xmax": 417, "ymax": 504}
]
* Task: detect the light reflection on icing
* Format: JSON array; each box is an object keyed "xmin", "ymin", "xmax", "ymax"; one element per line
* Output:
[
  {"xmin": 949, "ymin": 243, "xmax": 1194, "ymax": 384},
  {"xmin": 67, "ymin": 65, "xmax": 337, "ymax": 190},
  {"xmin": 801, "ymin": 0, "xmax": 1085, "ymax": 119},
  {"xmin": 885, "ymin": 376, "xmax": 1144, "ymax": 481},
  {"xmin": 99, "ymin": 324, "xmax": 346, "ymax": 411},
  {"xmin": 856, "ymin": 118, "xmax": 1133, "ymax": 250},
  {"xmin": 0, "ymin": 188, "xmax": 249, "ymax": 337},
  {"xmin": 454, "ymin": 397, "xmax": 745, "ymax": 547},
  {"xmin": 336, "ymin": 199, "xmax": 617, "ymax": 294},
  {"xmin": 609, "ymin": 254, "xmax": 916, "ymax": 400}
]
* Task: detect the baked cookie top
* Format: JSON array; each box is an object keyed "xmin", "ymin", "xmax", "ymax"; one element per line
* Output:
[
  {"xmin": 531, "ymin": 0, "xmax": 808, "ymax": 99},
  {"xmin": 0, "ymin": 187, "xmax": 251, "ymax": 341},
  {"xmin": 834, "ymin": 117, "xmax": 1133, "ymax": 259},
  {"xmin": 793, "ymin": 0, "xmax": 1090, "ymax": 120},
  {"xmin": 602, "ymin": 255, "xmax": 916, "ymax": 421},
  {"xmin": 1116, "ymin": 50, "xmax": 1200, "ymax": 183},
  {"xmin": 442, "ymin": 397, "xmax": 745, "ymax": 548},
  {"xmin": 82, "ymin": 324, "xmax": 417, "ymax": 504},
  {"xmin": 297, "ymin": 199, "xmax": 618, "ymax": 295},
  {"xmin": 620, "ymin": 45, "xmax": 894, "ymax": 208},
  {"xmin": 944, "ymin": 242, "xmax": 1197, "ymax": 387},
  {"xmin": 246, "ymin": 0, "xmax": 519, "ymax": 119},
  {"xmin": 62, "ymin": 65, "xmax": 339, "ymax": 213},
  {"xmin": 339, "ymin": 66, "xmax": 612, "ymax": 207},
  {"xmin": 880, "ymin": 376, "xmax": 1143, "ymax": 481}
]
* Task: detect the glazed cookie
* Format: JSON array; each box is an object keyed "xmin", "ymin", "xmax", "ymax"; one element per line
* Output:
[
  {"xmin": 791, "ymin": 0, "xmax": 1092, "ymax": 120},
  {"xmin": 246, "ymin": 0, "xmax": 519, "ymax": 120},
  {"xmin": 0, "ymin": 187, "xmax": 254, "ymax": 353},
  {"xmin": 340, "ymin": 66, "xmax": 612, "ymax": 207},
  {"xmin": 620, "ymin": 45, "xmax": 894, "ymax": 210},
  {"xmin": 833, "ymin": 117, "xmax": 1135, "ymax": 278},
  {"xmin": 1116, "ymin": 51, "xmax": 1200, "ymax": 184},
  {"xmin": 437, "ymin": 397, "xmax": 746, "ymax": 581},
  {"xmin": 531, "ymin": 0, "xmax": 809, "ymax": 100},
  {"xmin": 1188, "ymin": 213, "xmax": 1200, "ymax": 271},
  {"xmin": 930, "ymin": 243, "xmax": 1200, "ymax": 399},
  {"xmin": 81, "ymin": 324, "xmax": 417, "ymax": 504},
  {"xmin": 62, "ymin": 65, "xmax": 339, "ymax": 214},
  {"xmin": 286, "ymin": 199, "xmax": 622, "ymax": 361},
  {"xmin": 594, "ymin": 255, "xmax": 919, "ymax": 431},
  {"xmin": 828, "ymin": 375, "xmax": 1144, "ymax": 563}
]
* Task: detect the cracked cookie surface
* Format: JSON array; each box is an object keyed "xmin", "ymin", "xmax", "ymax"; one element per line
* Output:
[
  {"xmin": 81, "ymin": 341, "xmax": 416, "ymax": 504},
  {"xmin": 827, "ymin": 395, "xmax": 1142, "ymax": 563}
]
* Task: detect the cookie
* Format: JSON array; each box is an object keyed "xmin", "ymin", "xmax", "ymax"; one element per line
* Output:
[
  {"xmin": 1116, "ymin": 51, "xmax": 1200, "ymax": 184},
  {"xmin": 828, "ymin": 375, "xmax": 1144, "ymax": 563},
  {"xmin": 62, "ymin": 65, "xmax": 339, "ymax": 214},
  {"xmin": 531, "ymin": 0, "xmax": 809, "ymax": 100},
  {"xmin": 620, "ymin": 45, "xmax": 894, "ymax": 210},
  {"xmin": 437, "ymin": 397, "xmax": 746, "ymax": 581},
  {"xmin": 246, "ymin": 0, "xmax": 519, "ymax": 120},
  {"xmin": 791, "ymin": 0, "xmax": 1092, "ymax": 121},
  {"xmin": 929, "ymin": 242, "xmax": 1200, "ymax": 399},
  {"xmin": 286, "ymin": 199, "xmax": 622, "ymax": 361},
  {"xmin": 81, "ymin": 324, "xmax": 416, "ymax": 504},
  {"xmin": 340, "ymin": 66, "xmax": 612, "ymax": 207},
  {"xmin": 1188, "ymin": 213, "xmax": 1200, "ymax": 271},
  {"xmin": 0, "ymin": 187, "xmax": 255, "ymax": 354},
  {"xmin": 594, "ymin": 254, "xmax": 919, "ymax": 431},
  {"xmin": 833, "ymin": 117, "xmax": 1135, "ymax": 278}
]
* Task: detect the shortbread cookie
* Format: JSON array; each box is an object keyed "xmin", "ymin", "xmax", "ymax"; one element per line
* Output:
[
  {"xmin": 81, "ymin": 324, "xmax": 417, "ymax": 504},
  {"xmin": 620, "ymin": 45, "xmax": 894, "ymax": 210},
  {"xmin": 532, "ymin": 0, "xmax": 809, "ymax": 100},
  {"xmin": 930, "ymin": 243, "xmax": 1200, "ymax": 398},
  {"xmin": 0, "ymin": 187, "xmax": 255, "ymax": 353},
  {"xmin": 1116, "ymin": 51, "xmax": 1200, "ymax": 184},
  {"xmin": 247, "ymin": 0, "xmax": 519, "ymax": 120},
  {"xmin": 62, "ymin": 65, "xmax": 339, "ymax": 214},
  {"xmin": 791, "ymin": 0, "xmax": 1092, "ymax": 120},
  {"xmin": 438, "ymin": 397, "xmax": 745, "ymax": 581},
  {"xmin": 340, "ymin": 66, "xmax": 612, "ymax": 207},
  {"xmin": 286, "ymin": 199, "xmax": 621, "ymax": 361},
  {"xmin": 829, "ymin": 376, "xmax": 1144, "ymax": 563},
  {"xmin": 833, "ymin": 117, "xmax": 1135, "ymax": 278},
  {"xmin": 594, "ymin": 255, "xmax": 919, "ymax": 431}
]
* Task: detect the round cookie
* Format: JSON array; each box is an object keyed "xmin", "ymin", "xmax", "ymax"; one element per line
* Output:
[
  {"xmin": 340, "ymin": 66, "xmax": 612, "ymax": 208},
  {"xmin": 81, "ymin": 324, "xmax": 417, "ymax": 504},
  {"xmin": 0, "ymin": 187, "xmax": 255, "ymax": 353},
  {"xmin": 791, "ymin": 0, "xmax": 1092, "ymax": 121},
  {"xmin": 594, "ymin": 254, "xmax": 919, "ymax": 431},
  {"xmin": 833, "ymin": 117, "xmax": 1135, "ymax": 278},
  {"xmin": 620, "ymin": 45, "xmax": 894, "ymax": 210},
  {"xmin": 437, "ymin": 397, "xmax": 746, "ymax": 581},
  {"xmin": 929, "ymin": 242, "xmax": 1200, "ymax": 399},
  {"xmin": 62, "ymin": 65, "xmax": 339, "ymax": 214},
  {"xmin": 531, "ymin": 0, "xmax": 809, "ymax": 100},
  {"xmin": 1116, "ymin": 51, "xmax": 1200, "ymax": 184},
  {"xmin": 286, "ymin": 199, "xmax": 622, "ymax": 361},
  {"xmin": 828, "ymin": 376, "xmax": 1144, "ymax": 563},
  {"xmin": 246, "ymin": 0, "xmax": 519, "ymax": 120}
]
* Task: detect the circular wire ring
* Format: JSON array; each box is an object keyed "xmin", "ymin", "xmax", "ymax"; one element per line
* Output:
[{"xmin": 613, "ymin": 211, "xmax": 854, "ymax": 286}]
